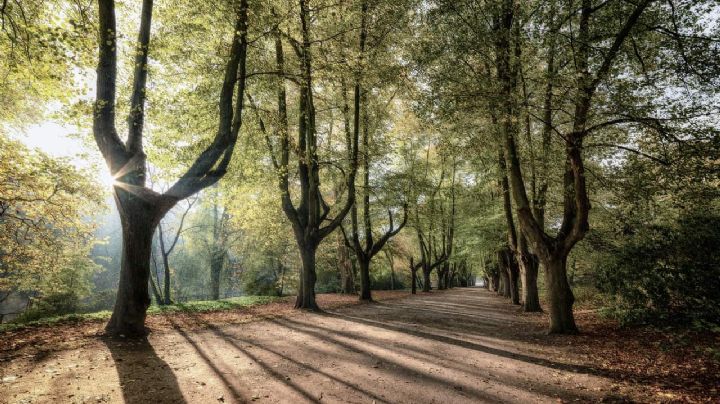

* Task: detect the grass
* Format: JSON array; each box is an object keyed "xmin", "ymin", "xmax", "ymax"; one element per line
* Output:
[
  {"xmin": 147, "ymin": 295, "xmax": 284, "ymax": 314},
  {"xmin": 0, "ymin": 295, "xmax": 285, "ymax": 333}
]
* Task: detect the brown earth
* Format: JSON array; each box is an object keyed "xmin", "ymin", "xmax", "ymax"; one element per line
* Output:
[{"xmin": 0, "ymin": 288, "xmax": 718, "ymax": 403}]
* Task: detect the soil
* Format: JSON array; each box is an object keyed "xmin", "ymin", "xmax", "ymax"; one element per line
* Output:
[{"xmin": 0, "ymin": 288, "xmax": 718, "ymax": 403}]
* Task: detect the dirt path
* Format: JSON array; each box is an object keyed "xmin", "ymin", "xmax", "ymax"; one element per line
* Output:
[{"xmin": 0, "ymin": 288, "xmax": 673, "ymax": 403}]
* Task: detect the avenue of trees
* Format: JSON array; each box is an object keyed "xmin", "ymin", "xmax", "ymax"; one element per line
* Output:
[{"xmin": 0, "ymin": 0, "xmax": 718, "ymax": 335}]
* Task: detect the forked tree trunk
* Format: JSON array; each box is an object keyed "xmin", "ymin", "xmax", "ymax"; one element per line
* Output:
[
  {"xmin": 295, "ymin": 244, "xmax": 319, "ymax": 310},
  {"xmin": 106, "ymin": 197, "xmax": 161, "ymax": 337},
  {"xmin": 358, "ymin": 259, "xmax": 372, "ymax": 301},
  {"xmin": 545, "ymin": 254, "xmax": 577, "ymax": 333}
]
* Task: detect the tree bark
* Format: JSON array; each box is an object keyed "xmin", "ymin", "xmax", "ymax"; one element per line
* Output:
[
  {"xmin": 210, "ymin": 249, "xmax": 224, "ymax": 300},
  {"xmin": 507, "ymin": 256, "xmax": 520, "ymax": 305},
  {"xmin": 295, "ymin": 244, "xmax": 320, "ymax": 310},
  {"xmin": 162, "ymin": 252, "xmax": 171, "ymax": 305},
  {"xmin": 519, "ymin": 236, "xmax": 542, "ymax": 312},
  {"xmin": 149, "ymin": 276, "xmax": 162, "ymax": 304},
  {"xmin": 358, "ymin": 259, "xmax": 372, "ymax": 301},
  {"xmin": 149, "ymin": 254, "xmax": 163, "ymax": 304},
  {"xmin": 410, "ymin": 258, "xmax": 418, "ymax": 294},
  {"xmin": 337, "ymin": 232, "xmax": 355, "ymax": 294},
  {"xmin": 105, "ymin": 196, "xmax": 161, "ymax": 337},
  {"xmin": 498, "ymin": 268, "xmax": 508, "ymax": 297},
  {"xmin": 157, "ymin": 221, "xmax": 171, "ymax": 305},
  {"xmin": 411, "ymin": 270, "xmax": 417, "ymax": 294},
  {"xmin": 545, "ymin": 254, "xmax": 577, "ymax": 334},
  {"xmin": 422, "ymin": 265, "xmax": 432, "ymax": 292}
]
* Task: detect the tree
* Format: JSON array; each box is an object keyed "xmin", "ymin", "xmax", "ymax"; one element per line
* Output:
[
  {"xmin": 0, "ymin": 134, "xmax": 102, "ymax": 311},
  {"xmin": 92, "ymin": 0, "xmax": 250, "ymax": 336},
  {"xmin": 496, "ymin": 0, "xmax": 652, "ymax": 333},
  {"xmin": 207, "ymin": 198, "xmax": 233, "ymax": 300},
  {"xmin": 338, "ymin": 0, "xmax": 408, "ymax": 302},
  {"xmin": 251, "ymin": 1, "xmax": 360, "ymax": 310},
  {"xmin": 150, "ymin": 198, "xmax": 195, "ymax": 305},
  {"xmin": 408, "ymin": 146, "xmax": 455, "ymax": 293},
  {"xmin": 341, "ymin": 115, "xmax": 407, "ymax": 300}
]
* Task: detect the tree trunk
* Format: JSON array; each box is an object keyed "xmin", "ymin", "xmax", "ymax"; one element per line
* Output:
[
  {"xmin": 389, "ymin": 254, "xmax": 396, "ymax": 291},
  {"xmin": 337, "ymin": 231, "xmax": 355, "ymax": 294},
  {"xmin": 544, "ymin": 254, "xmax": 578, "ymax": 334},
  {"xmin": 358, "ymin": 259, "xmax": 372, "ymax": 301},
  {"xmin": 411, "ymin": 266, "xmax": 417, "ymax": 294},
  {"xmin": 507, "ymin": 256, "xmax": 520, "ymax": 305},
  {"xmin": 499, "ymin": 265, "xmax": 510, "ymax": 298},
  {"xmin": 295, "ymin": 245, "xmax": 320, "ymax": 310},
  {"xmin": 520, "ymin": 251, "xmax": 542, "ymax": 312},
  {"xmin": 149, "ymin": 276, "xmax": 162, "ymax": 304},
  {"xmin": 162, "ymin": 252, "xmax": 171, "ymax": 305},
  {"xmin": 339, "ymin": 266, "xmax": 354, "ymax": 294},
  {"xmin": 210, "ymin": 250, "xmax": 224, "ymax": 300},
  {"xmin": 106, "ymin": 201, "xmax": 159, "ymax": 337},
  {"xmin": 277, "ymin": 263, "xmax": 286, "ymax": 297},
  {"xmin": 422, "ymin": 266, "xmax": 432, "ymax": 292}
]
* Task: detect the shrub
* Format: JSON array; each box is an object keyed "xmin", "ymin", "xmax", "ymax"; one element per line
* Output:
[
  {"xmin": 595, "ymin": 212, "xmax": 720, "ymax": 327},
  {"xmin": 15, "ymin": 291, "xmax": 80, "ymax": 323}
]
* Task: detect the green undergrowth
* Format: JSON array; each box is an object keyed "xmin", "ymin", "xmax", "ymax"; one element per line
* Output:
[{"xmin": 0, "ymin": 295, "xmax": 285, "ymax": 333}]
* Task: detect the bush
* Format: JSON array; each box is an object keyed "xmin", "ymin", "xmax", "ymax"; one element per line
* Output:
[
  {"xmin": 371, "ymin": 268, "xmax": 406, "ymax": 290},
  {"xmin": 595, "ymin": 212, "xmax": 720, "ymax": 327},
  {"xmin": 243, "ymin": 268, "xmax": 284, "ymax": 296},
  {"xmin": 80, "ymin": 289, "xmax": 117, "ymax": 312},
  {"xmin": 15, "ymin": 292, "xmax": 80, "ymax": 323}
]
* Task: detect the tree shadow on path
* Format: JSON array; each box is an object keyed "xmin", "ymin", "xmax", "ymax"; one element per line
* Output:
[{"xmin": 102, "ymin": 336, "xmax": 186, "ymax": 404}]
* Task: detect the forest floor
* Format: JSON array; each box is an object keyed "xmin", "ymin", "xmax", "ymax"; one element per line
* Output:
[{"xmin": 0, "ymin": 288, "xmax": 718, "ymax": 404}]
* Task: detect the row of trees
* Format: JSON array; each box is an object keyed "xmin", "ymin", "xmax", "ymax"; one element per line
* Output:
[{"xmin": 1, "ymin": 0, "xmax": 717, "ymax": 336}]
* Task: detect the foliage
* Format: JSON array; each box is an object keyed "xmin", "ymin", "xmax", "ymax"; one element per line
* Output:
[
  {"xmin": 0, "ymin": 134, "xmax": 103, "ymax": 301},
  {"xmin": 595, "ymin": 212, "xmax": 720, "ymax": 327},
  {"xmin": 1, "ymin": 0, "xmax": 718, "ymax": 332}
]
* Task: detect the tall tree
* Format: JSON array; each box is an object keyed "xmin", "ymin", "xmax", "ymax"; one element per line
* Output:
[
  {"xmin": 339, "ymin": 0, "xmax": 408, "ymax": 302},
  {"xmin": 93, "ymin": 0, "xmax": 250, "ymax": 336},
  {"xmin": 252, "ymin": 1, "xmax": 359, "ymax": 310},
  {"xmin": 497, "ymin": 0, "xmax": 653, "ymax": 333},
  {"xmin": 341, "ymin": 112, "xmax": 407, "ymax": 300}
]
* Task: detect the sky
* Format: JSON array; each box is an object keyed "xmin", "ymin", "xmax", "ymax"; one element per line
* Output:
[{"xmin": 15, "ymin": 120, "xmax": 116, "ymax": 188}]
